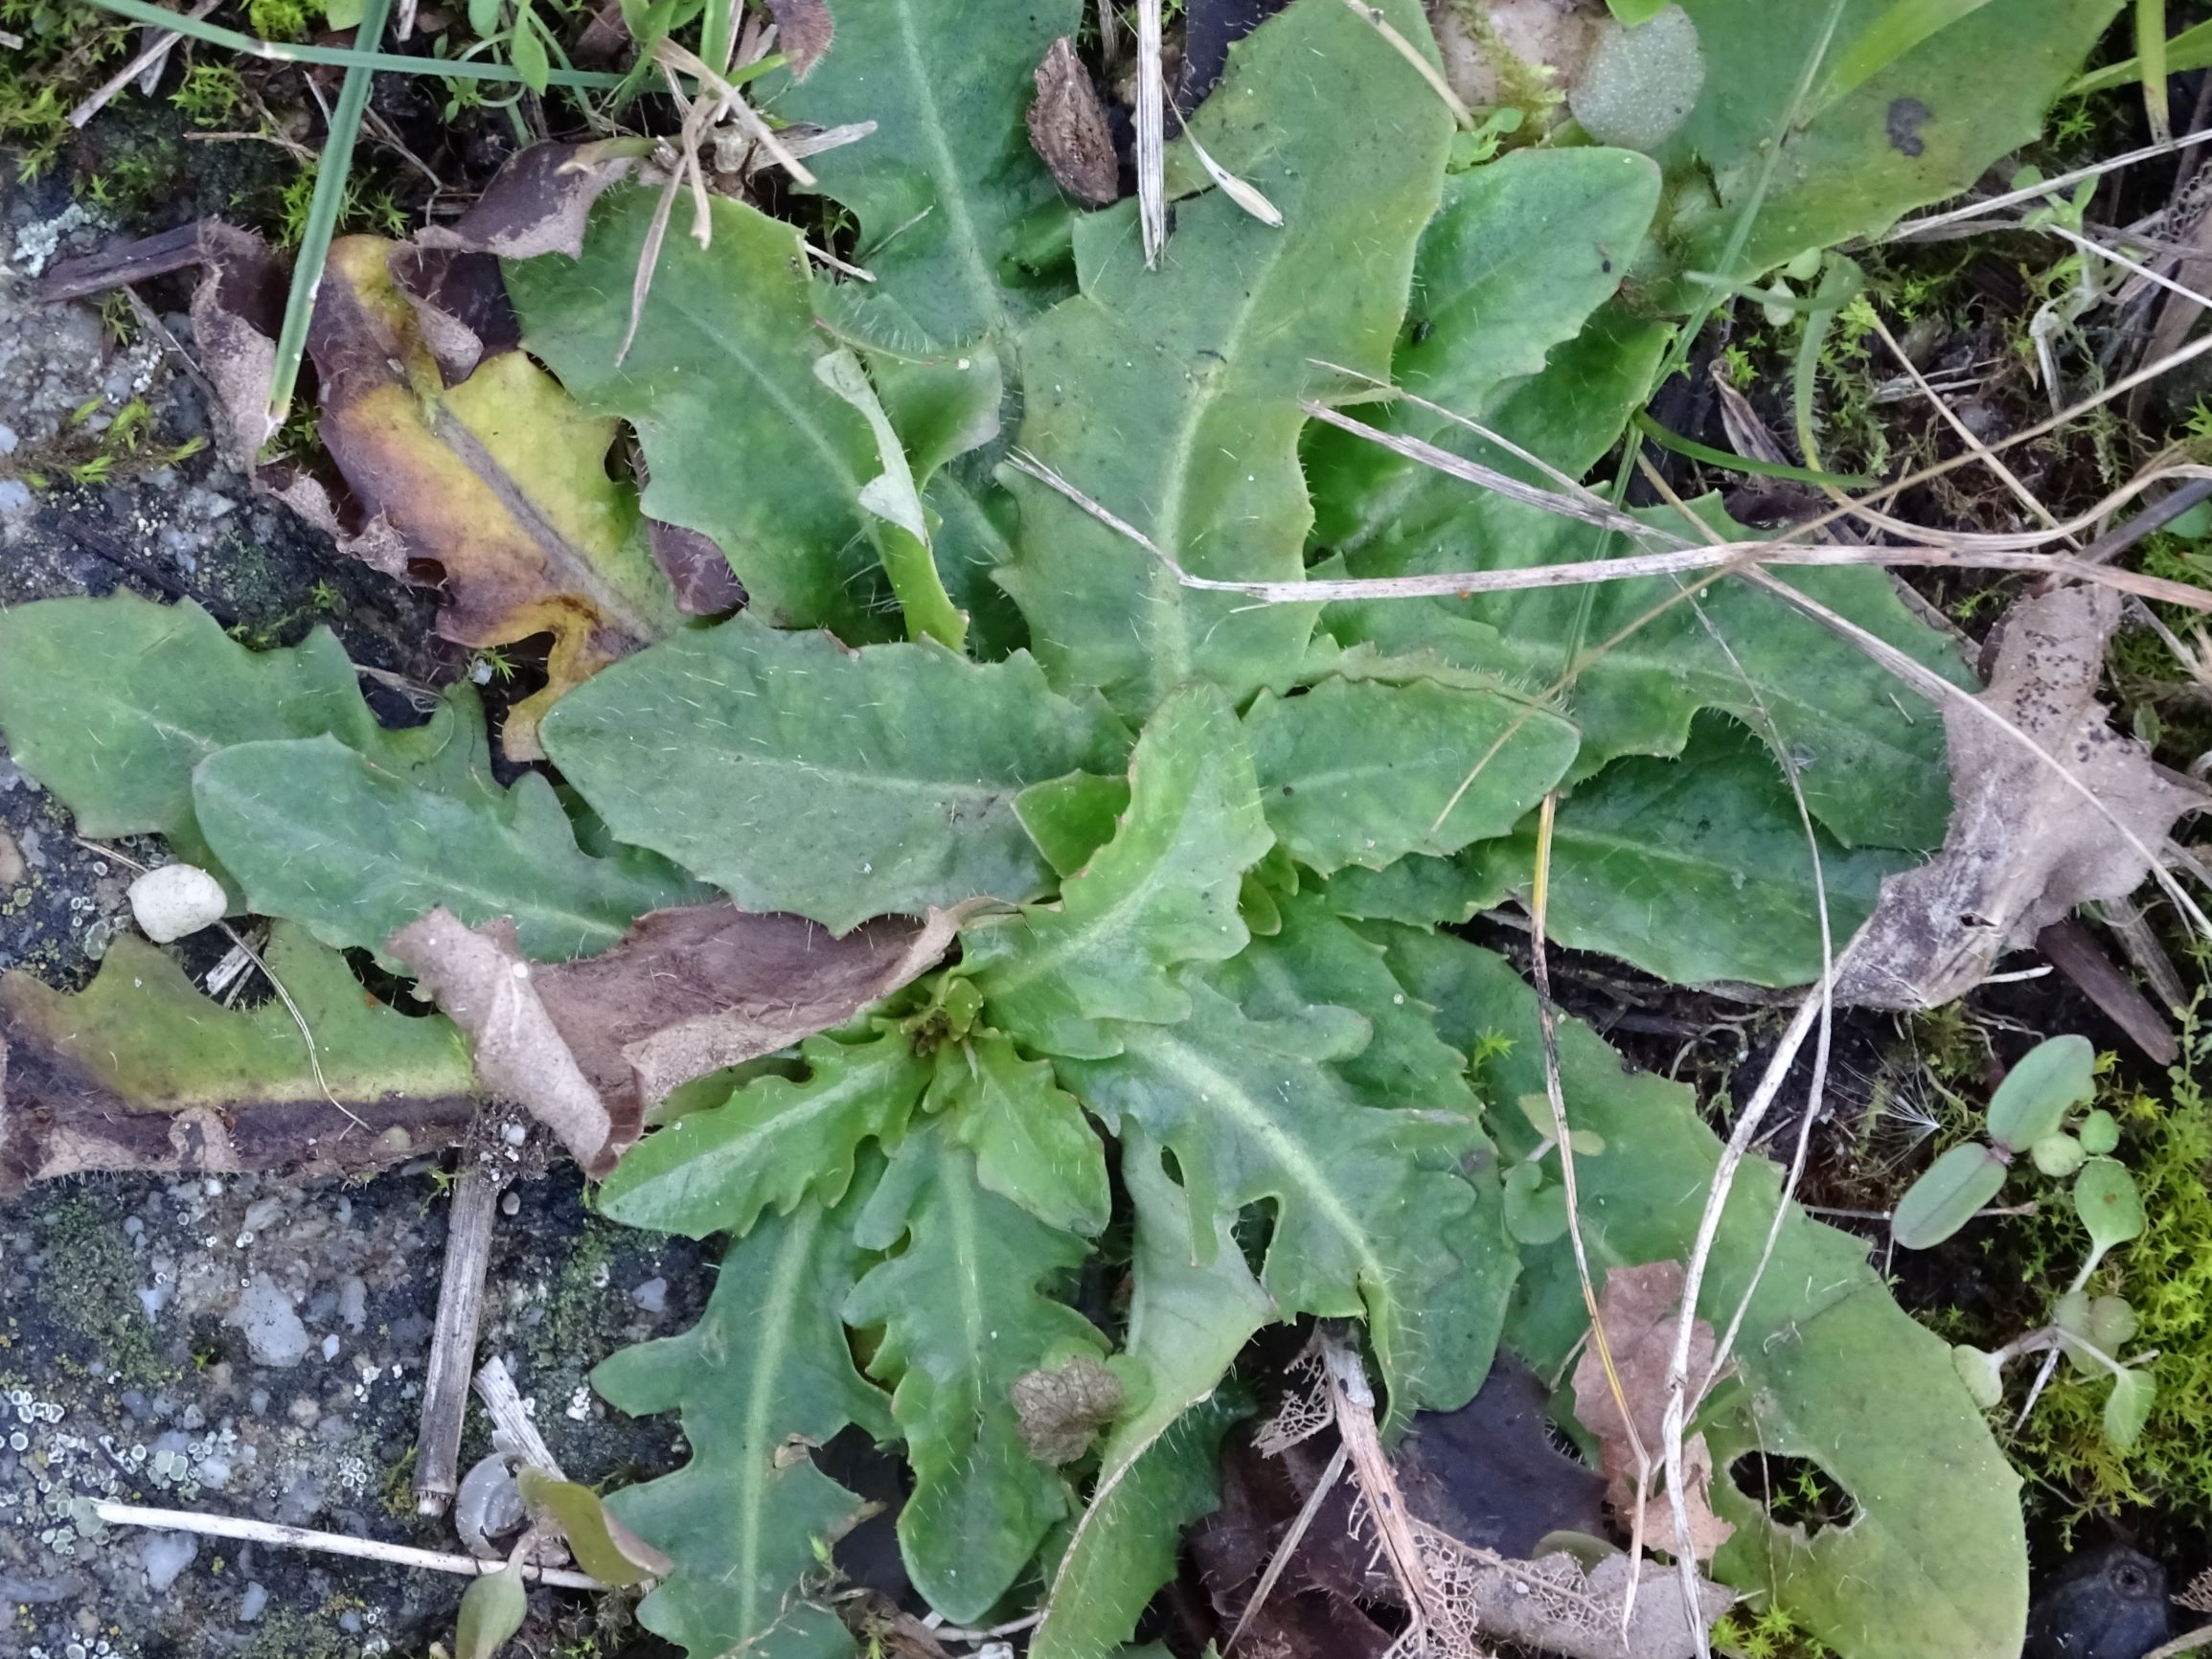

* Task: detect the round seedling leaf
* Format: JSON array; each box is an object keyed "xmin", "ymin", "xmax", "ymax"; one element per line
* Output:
[
  {"xmin": 1951, "ymin": 1345, "xmax": 2005, "ymax": 1410},
  {"xmin": 1986, "ymin": 1034, "xmax": 2095, "ymax": 1152},
  {"xmin": 1891, "ymin": 1142, "xmax": 2007, "ymax": 1250},
  {"xmin": 2053, "ymin": 1289, "xmax": 2091, "ymax": 1339},
  {"xmin": 2104, "ymin": 1369, "xmax": 2155, "ymax": 1451},
  {"xmin": 2087, "ymin": 1295, "xmax": 2140, "ymax": 1353},
  {"xmin": 2073, "ymin": 1157, "xmax": 2147, "ymax": 1256},
  {"xmin": 2030, "ymin": 1132, "xmax": 2086, "ymax": 1179},
  {"xmin": 455, "ymin": 1564, "xmax": 527, "ymax": 1659},
  {"xmin": 2078, "ymin": 1108, "xmax": 2120, "ymax": 1156},
  {"xmin": 1503, "ymin": 1161, "xmax": 1569, "ymax": 1245}
]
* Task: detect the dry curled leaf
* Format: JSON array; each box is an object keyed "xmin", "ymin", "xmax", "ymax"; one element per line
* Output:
[
  {"xmin": 1028, "ymin": 35, "xmax": 1120, "ymax": 206},
  {"xmin": 389, "ymin": 908, "xmax": 622, "ymax": 1176},
  {"xmin": 1839, "ymin": 585, "xmax": 2207, "ymax": 1008},
  {"xmin": 416, "ymin": 140, "xmax": 646, "ymax": 261},
  {"xmin": 1011, "ymin": 1354, "xmax": 1124, "ymax": 1465},
  {"xmin": 1420, "ymin": 1537, "xmax": 1730, "ymax": 1659},
  {"xmin": 527, "ymin": 898, "xmax": 976, "ymax": 1114},
  {"xmin": 646, "ymin": 517, "xmax": 746, "ymax": 615},
  {"xmin": 386, "ymin": 899, "xmax": 972, "ymax": 1174},
  {"xmin": 1570, "ymin": 1260, "xmax": 1734, "ymax": 1562},
  {"xmin": 765, "ymin": 0, "xmax": 833, "ymax": 77}
]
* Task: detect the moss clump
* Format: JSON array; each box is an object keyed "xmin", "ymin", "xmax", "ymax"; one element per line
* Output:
[
  {"xmin": 1715, "ymin": 1602, "xmax": 1837, "ymax": 1659},
  {"xmin": 239, "ymin": 1602, "xmax": 357, "ymax": 1659},
  {"xmin": 524, "ymin": 1219, "xmax": 627, "ymax": 1374},
  {"xmin": 33, "ymin": 1191, "xmax": 170, "ymax": 1385}
]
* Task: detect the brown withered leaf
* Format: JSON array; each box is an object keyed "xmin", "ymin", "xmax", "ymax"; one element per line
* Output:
[
  {"xmin": 647, "ymin": 503, "xmax": 746, "ymax": 614},
  {"xmin": 387, "ymin": 899, "xmax": 971, "ymax": 1176},
  {"xmin": 308, "ymin": 236, "xmax": 683, "ymax": 757},
  {"xmin": 1839, "ymin": 585, "xmax": 2207, "ymax": 1008},
  {"xmin": 1570, "ymin": 1261, "xmax": 1734, "ymax": 1562},
  {"xmin": 417, "ymin": 140, "xmax": 645, "ymax": 261},
  {"xmin": 765, "ymin": 0, "xmax": 833, "ymax": 77},
  {"xmin": 188, "ymin": 223, "xmax": 289, "ymax": 468},
  {"xmin": 527, "ymin": 898, "xmax": 975, "ymax": 1114},
  {"xmin": 387, "ymin": 243, "xmax": 522, "ymax": 382},
  {"xmin": 1028, "ymin": 36, "xmax": 1120, "ymax": 206}
]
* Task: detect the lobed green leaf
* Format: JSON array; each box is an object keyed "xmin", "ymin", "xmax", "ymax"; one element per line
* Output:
[
  {"xmin": 1461, "ymin": 713, "xmax": 1911, "ymax": 986},
  {"xmin": 772, "ymin": 0, "xmax": 1083, "ymax": 354},
  {"xmin": 844, "ymin": 1125, "xmax": 1106, "ymax": 1623},
  {"xmin": 194, "ymin": 735, "xmax": 706, "ymax": 961},
  {"xmin": 540, "ymin": 614, "xmax": 1126, "ymax": 933},
  {"xmin": 999, "ymin": 0, "xmax": 1454, "ymax": 715},
  {"xmin": 929, "ymin": 1034, "xmax": 1110, "ymax": 1237},
  {"xmin": 507, "ymin": 192, "xmax": 894, "ymax": 638},
  {"xmin": 1378, "ymin": 926, "xmax": 2027, "ymax": 1659},
  {"xmin": 1243, "ymin": 674, "xmax": 1579, "ymax": 875},
  {"xmin": 1060, "ymin": 980, "xmax": 1507, "ymax": 1431},
  {"xmin": 0, "ymin": 593, "xmax": 490, "ymax": 869},
  {"xmin": 598, "ymin": 1029, "xmax": 930, "ymax": 1238},
  {"xmin": 593, "ymin": 1183, "xmax": 895, "ymax": 1659}
]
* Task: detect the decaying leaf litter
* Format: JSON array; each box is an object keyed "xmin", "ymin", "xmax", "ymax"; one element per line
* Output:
[{"xmin": 12, "ymin": 0, "xmax": 2212, "ymax": 1656}]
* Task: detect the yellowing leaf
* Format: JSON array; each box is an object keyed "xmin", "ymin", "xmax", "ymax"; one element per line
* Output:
[{"xmin": 313, "ymin": 237, "xmax": 681, "ymax": 756}]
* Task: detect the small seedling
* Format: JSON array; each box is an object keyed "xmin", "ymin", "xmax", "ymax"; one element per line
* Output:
[
  {"xmin": 1949, "ymin": 1142, "xmax": 2155, "ymax": 1448},
  {"xmin": 1501, "ymin": 1092, "xmax": 1605, "ymax": 1245},
  {"xmin": 1892, "ymin": 1034, "xmax": 2097, "ymax": 1249}
]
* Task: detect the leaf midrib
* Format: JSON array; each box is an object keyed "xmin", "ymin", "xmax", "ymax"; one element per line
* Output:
[
  {"xmin": 642, "ymin": 1050, "xmax": 908, "ymax": 1224},
  {"xmin": 890, "ymin": 0, "xmax": 1005, "ymax": 342},
  {"xmin": 654, "ymin": 284, "xmax": 874, "ymax": 511},
  {"xmin": 734, "ymin": 1206, "xmax": 819, "ymax": 1642},
  {"xmin": 1144, "ymin": 221, "xmax": 1289, "ymax": 702},
  {"xmin": 199, "ymin": 763, "xmax": 636, "ymax": 951}
]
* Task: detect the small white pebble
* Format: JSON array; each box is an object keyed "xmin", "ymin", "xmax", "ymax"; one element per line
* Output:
[
  {"xmin": 501, "ymin": 1124, "xmax": 527, "ymax": 1147},
  {"xmin": 320, "ymin": 1334, "xmax": 340, "ymax": 1362},
  {"xmin": 128, "ymin": 863, "xmax": 229, "ymax": 943},
  {"xmin": 500, "ymin": 1192, "xmax": 520, "ymax": 1216}
]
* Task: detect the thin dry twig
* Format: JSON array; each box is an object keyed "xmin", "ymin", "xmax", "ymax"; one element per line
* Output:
[
  {"xmin": 1528, "ymin": 795, "xmax": 1653, "ymax": 1632},
  {"xmin": 415, "ymin": 1165, "xmax": 504, "ymax": 1515},
  {"xmin": 1889, "ymin": 127, "xmax": 2212, "ymax": 242},
  {"xmin": 1003, "ymin": 443, "xmax": 2212, "ymax": 610},
  {"xmin": 1135, "ymin": 0, "xmax": 1166, "ymax": 267},
  {"xmin": 1863, "ymin": 308, "xmax": 2076, "ymax": 545},
  {"xmin": 655, "ymin": 39, "xmax": 817, "ymax": 186},
  {"xmin": 92, "ymin": 1501, "xmax": 605, "ymax": 1589}
]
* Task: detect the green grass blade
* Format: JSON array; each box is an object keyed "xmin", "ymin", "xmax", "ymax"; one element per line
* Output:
[
  {"xmin": 263, "ymin": 0, "xmax": 394, "ymax": 440},
  {"xmin": 1815, "ymin": 0, "xmax": 1996, "ymax": 113},
  {"xmin": 699, "ymin": 0, "xmax": 735, "ymax": 74},
  {"xmin": 2138, "ymin": 0, "xmax": 2172, "ymax": 141},
  {"xmin": 1790, "ymin": 258, "xmax": 1866, "ymax": 476},
  {"xmin": 2070, "ymin": 15, "xmax": 2212, "ymax": 94},
  {"xmin": 80, "ymin": 0, "xmax": 639, "ymax": 86},
  {"xmin": 1630, "ymin": 411, "xmax": 1875, "ymax": 489}
]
